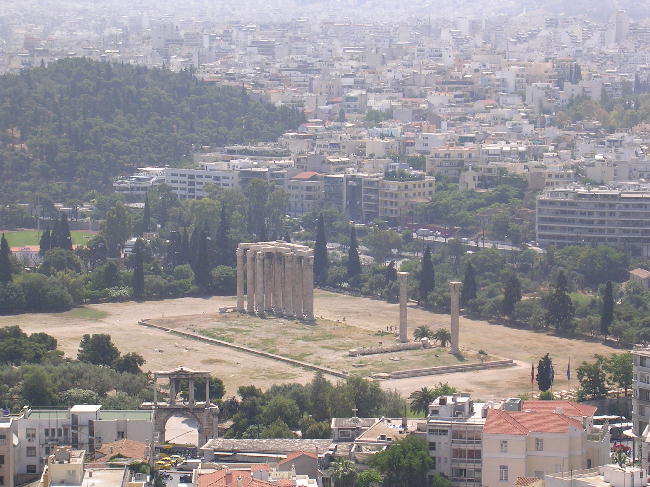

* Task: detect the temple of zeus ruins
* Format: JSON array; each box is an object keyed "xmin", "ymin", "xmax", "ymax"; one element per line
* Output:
[{"xmin": 236, "ymin": 241, "xmax": 314, "ymax": 320}]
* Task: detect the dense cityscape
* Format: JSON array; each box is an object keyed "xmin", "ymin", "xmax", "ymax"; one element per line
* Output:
[{"xmin": 1, "ymin": 1, "xmax": 650, "ymax": 487}]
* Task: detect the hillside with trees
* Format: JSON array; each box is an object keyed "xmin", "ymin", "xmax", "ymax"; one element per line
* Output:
[{"xmin": 0, "ymin": 58, "xmax": 303, "ymax": 202}]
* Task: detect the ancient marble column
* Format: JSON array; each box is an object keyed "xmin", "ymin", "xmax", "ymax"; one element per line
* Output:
[
  {"xmin": 273, "ymin": 253, "xmax": 283, "ymax": 313},
  {"xmin": 255, "ymin": 250, "xmax": 265, "ymax": 314},
  {"xmin": 292, "ymin": 255, "xmax": 303, "ymax": 318},
  {"xmin": 263, "ymin": 250, "xmax": 273, "ymax": 313},
  {"xmin": 284, "ymin": 253, "xmax": 294, "ymax": 317},
  {"xmin": 302, "ymin": 255, "xmax": 314, "ymax": 320},
  {"xmin": 398, "ymin": 272, "xmax": 408, "ymax": 343},
  {"xmin": 246, "ymin": 248, "xmax": 255, "ymax": 314},
  {"xmin": 450, "ymin": 281, "xmax": 461, "ymax": 354},
  {"xmin": 188, "ymin": 379, "xmax": 195, "ymax": 406},
  {"xmin": 236, "ymin": 248, "xmax": 245, "ymax": 312}
]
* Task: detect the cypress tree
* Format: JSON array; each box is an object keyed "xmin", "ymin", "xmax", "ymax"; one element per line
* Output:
[
  {"xmin": 418, "ymin": 246, "xmax": 434, "ymax": 305},
  {"xmin": 39, "ymin": 229, "xmax": 51, "ymax": 256},
  {"xmin": 195, "ymin": 231, "xmax": 211, "ymax": 292},
  {"xmin": 180, "ymin": 229, "xmax": 190, "ymax": 265},
  {"xmin": 501, "ymin": 274, "xmax": 522, "ymax": 317},
  {"xmin": 50, "ymin": 217, "xmax": 62, "ymax": 249},
  {"xmin": 215, "ymin": 205, "xmax": 230, "ymax": 266},
  {"xmin": 143, "ymin": 193, "xmax": 151, "ymax": 234},
  {"xmin": 167, "ymin": 231, "xmax": 181, "ymax": 268},
  {"xmin": 314, "ymin": 213, "xmax": 328, "ymax": 285},
  {"xmin": 0, "ymin": 234, "xmax": 12, "ymax": 284},
  {"xmin": 545, "ymin": 271, "xmax": 575, "ymax": 332},
  {"xmin": 601, "ymin": 280, "xmax": 614, "ymax": 336},
  {"xmin": 460, "ymin": 262, "xmax": 477, "ymax": 306},
  {"xmin": 59, "ymin": 214, "xmax": 72, "ymax": 251},
  {"xmin": 189, "ymin": 227, "xmax": 200, "ymax": 271},
  {"xmin": 536, "ymin": 353, "xmax": 554, "ymax": 392},
  {"xmin": 132, "ymin": 238, "xmax": 145, "ymax": 299},
  {"xmin": 347, "ymin": 226, "xmax": 361, "ymax": 282}
]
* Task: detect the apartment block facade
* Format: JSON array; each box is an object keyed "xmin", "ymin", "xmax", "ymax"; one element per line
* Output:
[{"xmin": 536, "ymin": 185, "xmax": 650, "ymax": 256}]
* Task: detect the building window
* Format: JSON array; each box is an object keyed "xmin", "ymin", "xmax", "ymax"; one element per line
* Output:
[
  {"xmin": 27, "ymin": 465, "xmax": 37, "ymax": 474},
  {"xmin": 535, "ymin": 471, "xmax": 544, "ymax": 479},
  {"xmin": 0, "ymin": 475, "xmax": 4, "ymax": 485},
  {"xmin": 0, "ymin": 455, "xmax": 4, "ymax": 465},
  {"xmin": 27, "ymin": 447, "xmax": 37, "ymax": 457},
  {"xmin": 500, "ymin": 440, "xmax": 508, "ymax": 453},
  {"xmin": 535, "ymin": 438, "xmax": 544, "ymax": 451},
  {"xmin": 26, "ymin": 428, "xmax": 36, "ymax": 441},
  {"xmin": 499, "ymin": 465, "xmax": 508, "ymax": 482},
  {"xmin": 429, "ymin": 442, "xmax": 436, "ymax": 451},
  {"xmin": 0, "ymin": 435, "xmax": 4, "ymax": 446}
]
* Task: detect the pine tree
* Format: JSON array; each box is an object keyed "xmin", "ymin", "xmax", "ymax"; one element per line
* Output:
[
  {"xmin": 418, "ymin": 246, "xmax": 435, "ymax": 305},
  {"xmin": 143, "ymin": 193, "xmax": 151, "ymax": 234},
  {"xmin": 215, "ymin": 205, "xmax": 230, "ymax": 266},
  {"xmin": 38, "ymin": 229, "xmax": 51, "ymax": 256},
  {"xmin": 0, "ymin": 234, "xmax": 12, "ymax": 284},
  {"xmin": 314, "ymin": 213, "xmax": 328, "ymax": 285},
  {"xmin": 132, "ymin": 238, "xmax": 145, "ymax": 299},
  {"xmin": 59, "ymin": 214, "xmax": 72, "ymax": 251},
  {"xmin": 195, "ymin": 231, "xmax": 211, "ymax": 292},
  {"xmin": 536, "ymin": 353, "xmax": 554, "ymax": 392},
  {"xmin": 347, "ymin": 226, "xmax": 361, "ymax": 282},
  {"xmin": 501, "ymin": 274, "xmax": 522, "ymax": 317},
  {"xmin": 545, "ymin": 271, "xmax": 575, "ymax": 332},
  {"xmin": 601, "ymin": 280, "xmax": 614, "ymax": 336},
  {"xmin": 460, "ymin": 262, "xmax": 477, "ymax": 306}
]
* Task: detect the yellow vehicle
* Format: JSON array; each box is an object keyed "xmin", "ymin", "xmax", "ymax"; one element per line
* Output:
[{"xmin": 155, "ymin": 460, "xmax": 167, "ymax": 466}]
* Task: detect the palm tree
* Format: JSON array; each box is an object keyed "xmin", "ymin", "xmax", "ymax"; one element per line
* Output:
[
  {"xmin": 433, "ymin": 328, "xmax": 452, "ymax": 348},
  {"xmin": 408, "ymin": 387, "xmax": 437, "ymax": 414},
  {"xmin": 330, "ymin": 458, "xmax": 357, "ymax": 487},
  {"xmin": 413, "ymin": 325, "xmax": 434, "ymax": 340}
]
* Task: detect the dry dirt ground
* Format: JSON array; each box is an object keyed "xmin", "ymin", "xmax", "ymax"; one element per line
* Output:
[{"xmin": 0, "ymin": 290, "xmax": 619, "ymax": 400}]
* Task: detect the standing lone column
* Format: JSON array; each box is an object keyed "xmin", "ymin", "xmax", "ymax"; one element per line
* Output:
[
  {"xmin": 302, "ymin": 255, "xmax": 314, "ymax": 320},
  {"xmin": 246, "ymin": 248, "xmax": 255, "ymax": 314},
  {"xmin": 450, "ymin": 281, "xmax": 461, "ymax": 354},
  {"xmin": 398, "ymin": 272, "xmax": 408, "ymax": 342},
  {"xmin": 284, "ymin": 254, "xmax": 294, "ymax": 317},
  {"xmin": 255, "ymin": 251, "xmax": 265, "ymax": 314},
  {"xmin": 236, "ymin": 248, "xmax": 245, "ymax": 312}
]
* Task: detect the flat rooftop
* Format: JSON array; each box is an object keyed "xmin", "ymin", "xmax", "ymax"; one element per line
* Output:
[{"xmin": 98, "ymin": 410, "xmax": 153, "ymax": 421}]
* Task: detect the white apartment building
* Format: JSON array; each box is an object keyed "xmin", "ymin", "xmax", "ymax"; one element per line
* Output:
[
  {"xmin": 536, "ymin": 184, "xmax": 650, "ymax": 256},
  {"xmin": 12, "ymin": 406, "xmax": 153, "ymax": 481},
  {"xmin": 0, "ymin": 418, "xmax": 16, "ymax": 487},
  {"xmin": 423, "ymin": 394, "xmax": 487, "ymax": 487},
  {"xmin": 633, "ymin": 348, "xmax": 650, "ymax": 441}
]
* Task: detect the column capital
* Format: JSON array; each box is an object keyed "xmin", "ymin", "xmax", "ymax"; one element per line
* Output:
[{"xmin": 236, "ymin": 248, "xmax": 244, "ymax": 256}]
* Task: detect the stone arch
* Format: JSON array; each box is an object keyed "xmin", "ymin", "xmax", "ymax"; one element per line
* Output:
[{"xmin": 153, "ymin": 406, "xmax": 217, "ymax": 447}]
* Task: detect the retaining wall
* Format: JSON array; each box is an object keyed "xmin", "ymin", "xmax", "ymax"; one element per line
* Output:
[{"xmin": 381, "ymin": 359, "xmax": 515, "ymax": 379}]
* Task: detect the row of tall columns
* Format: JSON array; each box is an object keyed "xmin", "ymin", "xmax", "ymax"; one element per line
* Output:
[{"xmin": 236, "ymin": 244, "xmax": 314, "ymax": 320}]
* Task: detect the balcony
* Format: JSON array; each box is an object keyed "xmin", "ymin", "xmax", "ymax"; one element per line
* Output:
[{"xmin": 451, "ymin": 438, "xmax": 481, "ymax": 445}]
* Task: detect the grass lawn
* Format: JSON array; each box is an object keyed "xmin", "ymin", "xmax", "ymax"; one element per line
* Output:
[{"xmin": 2, "ymin": 230, "xmax": 96, "ymax": 247}]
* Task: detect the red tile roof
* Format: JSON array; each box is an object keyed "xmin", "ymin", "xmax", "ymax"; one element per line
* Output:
[
  {"xmin": 515, "ymin": 477, "xmax": 542, "ymax": 486},
  {"xmin": 522, "ymin": 400, "xmax": 597, "ymax": 418},
  {"xmin": 198, "ymin": 470, "xmax": 274, "ymax": 487},
  {"xmin": 95, "ymin": 439, "xmax": 149, "ymax": 462},
  {"xmin": 291, "ymin": 171, "xmax": 321, "ymax": 180},
  {"xmin": 484, "ymin": 409, "xmax": 584, "ymax": 435}
]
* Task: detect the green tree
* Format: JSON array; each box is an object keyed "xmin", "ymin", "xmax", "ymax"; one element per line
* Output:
[
  {"xmin": 309, "ymin": 371, "xmax": 333, "ymax": 421},
  {"xmin": 577, "ymin": 355, "xmax": 608, "ymax": 400},
  {"xmin": 0, "ymin": 234, "xmax": 12, "ymax": 284},
  {"xmin": 215, "ymin": 204, "xmax": 231, "ymax": 267},
  {"xmin": 262, "ymin": 396, "xmax": 301, "ymax": 428},
  {"xmin": 39, "ymin": 248, "xmax": 83, "ymax": 275},
  {"xmin": 433, "ymin": 328, "xmax": 451, "ymax": 348},
  {"xmin": 601, "ymin": 281, "xmax": 614, "ymax": 336},
  {"xmin": 536, "ymin": 353, "xmax": 554, "ymax": 392},
  {"xmin": 460, "ymin": 262, "xmax": 477, "ymax": 306},
  {"xmin": 77, "ymin": 334, "xmax": 120, "ymax": 366},
  {"xmin": 58, "ymin": 388, "xmax": 101, "ymax": 407},
  {"xmin": 330, "ymin": 458, "xmax": 357, "ymax": 487},
  {"xmin": 21, "ymin": 366, "xmax": 57, "ymax": 406},
  {"xmin": 259, "ymin": 419, "xmax": 295, "ymax": 439},
  {"xmin": 103, "ymin": 202, "xmax": 131, "ymax": 257},
  {"xmin": 605, "ymin": 352, "xmax": 633, "ymax": 397},
  {"xmin": 501, "ymin": 274, "xmax": 522, "ymax": 317},
  {"xmin": 194, "ymin": 230, "xmax": 211, "ymax": 292},
  {"xmin": 368, "ymin": 435, "xmax": 432, "ymax": 487},
  {"xmin": 132, "ymin": 238, "xmax": 145, "ymax": 299},
  {"xmin": 357, "ymin": 469, "xmax": 382, "ymax": 487},
  {"xmin": 314, "ymin": 213, "xmax": 329, "ymax": 285},
  {"xmin": 38, "ymin": 229, "xmax": 51, "ymax": 256},
  {"xmin": 408, "ymin": 387, "xmax": 437, "ymax": 414},
  {"xmin": 112, "ymin": 352, "xmax": 145, "ymax": 374},
  {"xmin": 545, "ymin": 271, "xmax": 574, "ymax": 332},
  {"xmin": 347, "ymin": 226, "xmax": 361, "ymax": 284},
  {"xmin": 418, "ymin": 246, "xmax": 434, "ymax": 305},
  {"xmin": 413, "ymin": 325, "xmax": 434, "ymax": 340}
]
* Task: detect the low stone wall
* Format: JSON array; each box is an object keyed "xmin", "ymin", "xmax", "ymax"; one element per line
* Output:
[
  {"xmin": 137, "ymin": 319, "xmax": 348, "ymax": 378},
  {"xmin": 376, "ymin": 359, "xmax": 515, "ymax": 380},
  {"xmin": 349, "ymin": 341, "xmax": 429, "ymax": 356}
]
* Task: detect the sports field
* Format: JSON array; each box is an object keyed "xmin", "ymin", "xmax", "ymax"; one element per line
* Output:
[{"xmin": 1, "ymin": 230, "xmax": 96, "ymax": 247}]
